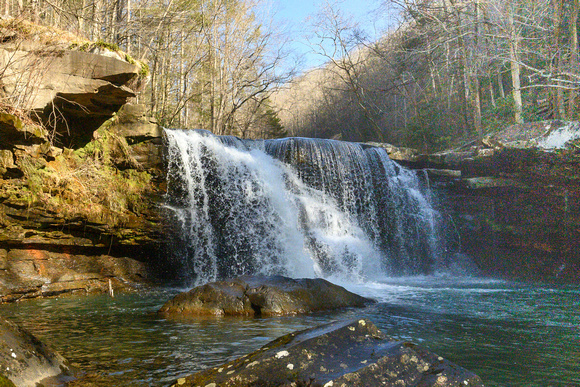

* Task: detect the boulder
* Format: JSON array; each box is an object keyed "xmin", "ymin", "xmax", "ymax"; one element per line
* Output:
[
  {"xmin": 113, "ymin": 104, "xmax": 162, "ymax": 143},
  {"xmin": 0, "ymin": 45, "xmax": 139, "ymax": 116},
  {"xmin": 0, "ymin": 317, "xmax": 72, "ymax": 387},
  {"xmin": 158, "ymin": 275, "xmax": 374, "ymax": 318},
  {"xmin": 170, "ymin": 319, "xmax": 484, "ymax": 387}
]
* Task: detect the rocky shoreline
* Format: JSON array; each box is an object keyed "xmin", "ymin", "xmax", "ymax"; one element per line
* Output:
[{"xmin": 1, "ymin": 276, "xmax": 486, "ymax": 387}]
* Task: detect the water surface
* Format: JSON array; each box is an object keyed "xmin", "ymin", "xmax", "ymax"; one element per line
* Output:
[{"xmin": 1, "ymin": 277, "xmax": 578, "ymax": 386}]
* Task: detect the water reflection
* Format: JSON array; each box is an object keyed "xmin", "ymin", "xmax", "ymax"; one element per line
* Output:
[{"xmin": 1, "ymin": 280, "xmax": 579, "ymax": 386}]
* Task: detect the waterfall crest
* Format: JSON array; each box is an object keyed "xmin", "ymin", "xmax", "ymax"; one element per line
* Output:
[{"xmin": 164, "ymin": 129, "xmax": 457, "ymax": 285}]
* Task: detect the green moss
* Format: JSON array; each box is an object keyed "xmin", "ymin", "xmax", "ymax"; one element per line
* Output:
[
  {"xmin": 11, "ymin": 117, "xmax": 155, "ymax": 228},
  {"xmin": 0, "ymin": 373, "xmax": 16, "ymax": 387},
  {"xmin": 0, "ymin": 112, "xmax": 24, "ymax": 130},
  {"xmin": 125, "ymin": 54, "xmax": 136, "ymax": 64},
  {"xmin": 138, "ymin": 61, "xmax": 150, "ymax": 77},
  {"xmin": 77, "ymin": 42, "xmax": 91, "ymax": 51},
  {"xmin": 94, "ymin": 39, "xmax": 120, "ymax": 52}
]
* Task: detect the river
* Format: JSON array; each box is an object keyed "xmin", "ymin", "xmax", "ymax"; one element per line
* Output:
[{"xmin": 1, "ymin": 276, "xmax": 578, "ymax": 386}]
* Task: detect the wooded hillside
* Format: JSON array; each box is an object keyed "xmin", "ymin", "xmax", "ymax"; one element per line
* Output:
[
  {"xmin": 1, "ymin": 0, "xmax": 578, "ymax": 148},
  {"xmin": 274, "ymin": 0, "xmax": 580, "ymax": 150}
]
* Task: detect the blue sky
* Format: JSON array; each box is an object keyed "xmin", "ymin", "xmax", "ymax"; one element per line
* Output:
[{"xmin": 265, "ymin": 0, "xmax": 394, "ymax": 72}]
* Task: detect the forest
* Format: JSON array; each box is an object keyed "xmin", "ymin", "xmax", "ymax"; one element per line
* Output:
[{"xmin": 1, "ymin": 0, "xmax": 579, "ymax": 150}]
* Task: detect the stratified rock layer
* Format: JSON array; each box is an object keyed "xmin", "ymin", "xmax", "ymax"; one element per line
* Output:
[
  {"xmin": 0, "ymin": 317, "xmax": 71, "ymax": 387},
  {"xmin": 387, "ymin": 121, "xmax": 580, "ymax": 283},
  {"xmin": 170, "ymin": 319, "xmax": 484, "ymax": 387},
  {"xmin": 158, "ymin": 275, "xmax": 374, "ymax": 318},
  {"xmin": 0, "ymin": 249, "xmax": 148, "ymax": 303},
  {"xmin": 0, "ymin": 24, "xmax": 165, "ymax": 303}
]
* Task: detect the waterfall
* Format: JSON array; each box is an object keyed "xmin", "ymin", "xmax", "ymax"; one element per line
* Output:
[{"xmin": 163, "ymin": 129, "xmax": 458, "ymax": 285}]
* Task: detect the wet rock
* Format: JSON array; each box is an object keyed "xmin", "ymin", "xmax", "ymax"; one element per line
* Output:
[
  {"xmin": 171, "ymin": 319, "xmax": 484, "ymax": 387},
  {"xmin": 364, "ymin": 142, "xmax": 425, "ymax": 163},
  {"xmin": 382, "ymin": 120, "xmax": 580, "ymax": 283},
  {"xmin": 0, "ymin": 250, "xmax": 148, "ymax": 303},
  {"xmin": 158, "ymin": 275, "xmax": 374, "ymax": 318},
  {"xmin": 463, "ymin": 177, "xmax": 523, "ymax": 190},
  {"xmin": 0, "ymin": 317, "xmax": 72, "ymax": 387}
]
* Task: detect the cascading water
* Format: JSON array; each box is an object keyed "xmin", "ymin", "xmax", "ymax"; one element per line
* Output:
[{"xmin": 163, "ymin": 129, "xmax": 460, "ymax": 285}]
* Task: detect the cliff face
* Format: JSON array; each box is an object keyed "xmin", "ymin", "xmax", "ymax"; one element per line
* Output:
[
  {"xmin": 389, "ymin": 121, "xmax": 580, "ymax": 283},
  {"xmin": 0, "ymin": 25, "xmax": 165, "ymax": 302}
]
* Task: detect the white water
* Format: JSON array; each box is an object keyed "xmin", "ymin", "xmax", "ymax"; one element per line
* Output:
[{"xmin": 164, "ymin": 129, "xmax": 461, "ymax": 285}]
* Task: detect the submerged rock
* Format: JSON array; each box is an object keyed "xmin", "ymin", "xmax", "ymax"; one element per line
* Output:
[
  {"xmin": 158, "ymin": 275, "xmax": 373, "ymax": 318},
  {"xmin": 171, "ymin": 319, "xmax": 484, "ymax": 387},
  {"xmin": 0, "ymin": 317, "xmax": 72, "ymax": 387}
]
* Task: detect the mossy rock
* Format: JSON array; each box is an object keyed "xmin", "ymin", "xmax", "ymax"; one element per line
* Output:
[
  {"xmin": 0, "ymin": 112, "xmax": 48, "ymax": 144},
  {"xmin": 0, "ymin": 374, "xmax": 16, "ymax": 387}
]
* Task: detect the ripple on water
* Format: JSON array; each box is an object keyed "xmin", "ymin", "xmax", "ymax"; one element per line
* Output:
[{"xmin": 0, "ymin": 282, "xmax": 578, "ymax": 386}]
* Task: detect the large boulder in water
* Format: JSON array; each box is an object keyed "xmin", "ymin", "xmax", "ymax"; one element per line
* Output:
[
  {"xmin": 0, "ymin": 317, "xmax": 72, "ymax": 387},
  {"xmin": 158, "ymin": 275, "xmax": 373, "ymax": 318},
  {"xmin": 169, "ymin": 319, "xmax": 484, "ymax": 387}
]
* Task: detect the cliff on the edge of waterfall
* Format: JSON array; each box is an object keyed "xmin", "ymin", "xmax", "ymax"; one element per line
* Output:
[
  {"xmin": 0, "ymin": 19, "xmax": 167, "ymax": 302},
  {"xmin": 377, "ymin": 120, "xmax": 580, "ymax": 283}
]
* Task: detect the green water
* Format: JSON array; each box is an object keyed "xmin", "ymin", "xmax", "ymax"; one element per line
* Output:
[{"xmin": 1, "ymin": 277, "xmax": 578, "ymax": 386}]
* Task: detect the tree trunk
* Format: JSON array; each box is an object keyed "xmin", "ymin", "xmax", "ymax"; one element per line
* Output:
[
  {"xmin": 78, "ymin": 0, "xmax": 87, "ymax": 35},
  {"xmin": 553, "ymin": 0, "xmax": 566, "ymax": 119},
  {"xmin": 473, "ymin": 0, "xmax": 483, "ymax": 137},
  {"xmin": 498, "ymin": 71, "xmax": 505, "ymax": 99},
  {"xmin": 569, "ymin": 0, "xmax": 579, "ymax": 118},
  {"xmin": 508, "ymin": 6, "xmax": 524, "ymax": 124},
  {"xmin": 489, "ymin": 81, "xmax": 496, "ymax": 108},
  {"xmin": 127, "ymin": 0, "xmax": 132, "ymax": 53},
  {"xmin": 473, "ymin": 76, "xmax": 483, "ymax": 137}
]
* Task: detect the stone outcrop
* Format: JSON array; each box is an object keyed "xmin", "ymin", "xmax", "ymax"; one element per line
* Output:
[
  {"xmin": 0, "ymin": 21, "xmax": 166, "ymax": 302},
  {"xmin": 0, "ymin": 248, "xmax": 148, "ymax": 303},
  {"xmin": 0, "ymin": 20, "xmax": 148, "ymax": 147},
  {"xmin": 170, "ymin": 319, "xmax": 484, "ymax": 387},
  {"xmin": 0, "ymin": 100, "xmax": 166, "ymax": 302},
  {"xmin": 158, "ymin": 275, "xmax": 374, "ymax": 318},
  {"xmin": 0, "ymin": 103, "xmax": 165, "ymax": 302},
  {"xmin": 390, "ymin": 120, "xmax": 580, "ymax": 283},
  {"xmin": 0, "ymin": 316, "xmax": 72, "ymax": 387}
]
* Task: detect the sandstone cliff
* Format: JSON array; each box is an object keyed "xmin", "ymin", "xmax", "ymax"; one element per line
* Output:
[{"xmin": 0, "ymin": 20, "xmax": 165, "ymax": 302}]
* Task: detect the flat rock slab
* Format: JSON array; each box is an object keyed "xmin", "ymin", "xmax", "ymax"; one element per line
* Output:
[
  {"xmin": 170, "ymin": 318, "xmax": 484, "ymax": 387},
  {"xmin": 158, "ymin": 275, "xmax": 373, "ymax": 318},
  {"xmin": 0, "ymin": 317, "xmax": 71, "ymax": 387}
]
